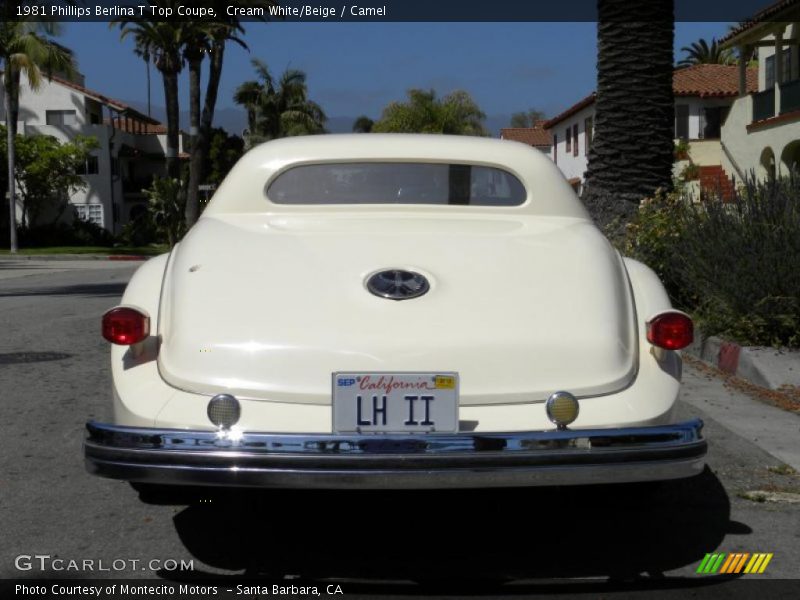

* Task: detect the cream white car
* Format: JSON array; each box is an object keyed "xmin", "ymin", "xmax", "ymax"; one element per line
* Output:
[{"xmin": 85, "ymin": 134, "xmax": 705, "ymax": 489}]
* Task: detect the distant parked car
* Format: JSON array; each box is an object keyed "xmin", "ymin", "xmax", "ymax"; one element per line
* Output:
[{"xmin": 85, "ymin": 134, "xmax": 705, "ymax": 489}]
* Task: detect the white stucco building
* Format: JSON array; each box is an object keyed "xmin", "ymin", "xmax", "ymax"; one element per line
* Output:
[
  {"xmin": 543, "ymin": 64, "xmax": 758, "ymax": 196},
  {"xmin": 719, "ymin": 0, "xmax": 800, "ymax": 182},
  {"xmin": 0, "ymin": 70, "xmax": 186, "ymax": 234}
]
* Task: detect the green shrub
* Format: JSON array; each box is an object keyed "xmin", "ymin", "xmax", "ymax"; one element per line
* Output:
[
  {"xmin": 678, "ymin": 175, "xmax": 800, "ymax": 347},
  {"xmin": 674, "ymin": 139, "xmax": 690, "ymax": 160},
  {"xmin": 620, "ymin": 174, "xmax": 800, "ymax": 347},
  {"xmin": 119, "ymin": 214, "xmax": 159, "ymax": 247},
  {"xmin": 679, "ymin": 162, "xmax": 700, "ymax": 181},
  {"xmin": 621, "ymin": 189, "xmax": 692, "ymax": 308},
  {"xmin": 144, "ymin": 177, "xmax": 186, "ymax": 247},
  {"xmin": 17, "ymin": 218, "xmax": 115, "ymax": 248}
]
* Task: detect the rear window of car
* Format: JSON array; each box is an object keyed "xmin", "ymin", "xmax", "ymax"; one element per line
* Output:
[{"xmin": 266, "ymin": 162, "xmax": 527, "ymax": 206}]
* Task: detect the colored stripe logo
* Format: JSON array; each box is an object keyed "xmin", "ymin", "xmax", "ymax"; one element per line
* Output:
[{"xmin": 696, "ymin": 552, "xmax": 773, "ymax": 574}]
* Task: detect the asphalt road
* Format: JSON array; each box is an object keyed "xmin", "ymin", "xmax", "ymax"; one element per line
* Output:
[{"xmin": 1, "ymin": 259, "xmax": 798, "ymax": 596}]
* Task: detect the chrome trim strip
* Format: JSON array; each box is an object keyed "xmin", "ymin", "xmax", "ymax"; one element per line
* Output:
[{"xmin": 84, "ymin": 419, "xmax": 706, "ymax": 489}]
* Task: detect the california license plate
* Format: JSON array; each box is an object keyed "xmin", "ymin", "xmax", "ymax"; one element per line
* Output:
[{"xmin": 332, "ymin": 372, "xmax": 459, "ymax": 433}]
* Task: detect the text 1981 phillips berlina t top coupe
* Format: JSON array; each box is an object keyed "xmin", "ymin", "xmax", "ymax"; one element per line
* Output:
[{"xmin": 85, "ymin": 134, "xmax": 706, "ymax": 489}]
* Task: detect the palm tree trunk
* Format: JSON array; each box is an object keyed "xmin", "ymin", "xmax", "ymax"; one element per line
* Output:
[
  {"xmin": 4, "ymin": 69, "xmax": 18, "ymax": 252},
  {"xmin": 185, "ymin": 55, "xmax": 202, "ymax": 226},
  {"xmin": 162, "ymin": 69, "xmax": 181, "ymax": 180},
  {"xmin": 582, "ymin": 0, "xmax": 674, "ymax": 230},
  {"xmin": 146, "ymin": 59, "xmax": 151, "ymax": 117},
  {"xmin": 200, "ymin": 41, "xmax": 224, "ymax": 163}
]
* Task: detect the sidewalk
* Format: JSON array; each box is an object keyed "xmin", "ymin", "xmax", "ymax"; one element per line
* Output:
[
  {"xmin": 681, "ymin": 360, "xmax": 800, "ymax": 471},
  {"xmin": 688, "ymin": 334, "xmax": 800, "ymax": 391}
]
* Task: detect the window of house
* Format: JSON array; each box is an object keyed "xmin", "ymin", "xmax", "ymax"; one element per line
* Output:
[
  {"xmin": 565, "ymin": 127, "xmax": 571, "ymax": 153},
  {"xmin": 77, "ymin": 155, "xmax": 99, "ymax": 175},
  {"xmin": 765, "ymin": 49, "xmax": 792, "ymax": 88},
  {"xmin": 675, "ymin": 105, "xmax": 690, "ymax": 139},
  {"xmin": 45, "ymin": 110, "xmax": 77, "ymax": 126},
  {"xmin": 573, "ymin": 124, "xmax": 579, "ymax": 156},
  {"xmin": 766, "ymin": 55, "xmax": 775, "ymax": 88},
  {"xmin": 584, "ymin": 117, "xmax": 593, "ymax": 152},
  {"xmin": 75, "ymin": 204, "xmax": 103, "ymax": 227},
  {"xmin": 553, "ymin": 133, "xmax": 557, "ymax": 164}
]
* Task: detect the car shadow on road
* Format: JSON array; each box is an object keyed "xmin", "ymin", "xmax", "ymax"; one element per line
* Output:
[{"xmin": 152, "ymin": 467, "xmax": 745, "ymax": 590}]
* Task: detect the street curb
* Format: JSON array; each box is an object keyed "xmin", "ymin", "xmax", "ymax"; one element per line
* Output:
[
  {"xmin": 0, "ymin": 253, "xmax": 150, "ymax": 261},
  {"xmin": 686, "ymin": 334, "xmax": 800, "ymax": 391}
]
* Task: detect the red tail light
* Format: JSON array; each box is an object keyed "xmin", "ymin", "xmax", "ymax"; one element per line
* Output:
[
  {"xmin": 646, "ymin": 311, "xmax": 693, "ymax": 350},
  {"xmin": 102, "ymin": 307, "xmax": 150, "ymax": 345}
]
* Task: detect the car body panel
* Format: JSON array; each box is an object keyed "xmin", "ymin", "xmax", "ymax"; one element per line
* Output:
[{"xmin": 157, "ymin": 213, "xmax": 637, "ymax": 405}]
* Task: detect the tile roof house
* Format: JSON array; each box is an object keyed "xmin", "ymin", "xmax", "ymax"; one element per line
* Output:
[
  {"xmin": 542, "ymin": 64, "xmax": 758, "ymax": 196},
  {"xmin": 672, "ymin": 63, "xmax": 759, "ymax": 98},
  {"xmin": 718, "ymin": 0, "xmax": 800, "ymax": 185},
  {"xmin": 0, "ymin": 70, "xmax": 185, "ymax": 234},
  {"xmin": 500, "ymin": 121, "xmax": 553, "ymax": 151}
]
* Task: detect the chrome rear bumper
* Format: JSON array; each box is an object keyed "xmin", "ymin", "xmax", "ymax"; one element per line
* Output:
[{"xmin": 84, "ymin": 419, "xmax": 706, "ymax": 489}]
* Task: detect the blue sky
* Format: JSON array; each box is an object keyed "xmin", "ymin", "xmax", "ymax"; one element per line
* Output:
[{"xmin": 59, "ymin": 21, "xmax": 736, "ymax": 127}]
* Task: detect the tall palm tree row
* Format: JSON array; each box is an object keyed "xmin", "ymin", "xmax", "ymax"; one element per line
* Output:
[
  {"xmin": 116, "ymin": 1, "xmax": 273, "ymax": 228},
  {"xmin": 234, "ymin": 59, "xmax": 327, "ymax": 148},
  {"xmin": 582, "ymin": 0, "xmax": 675, "ymax": 230},
  {"xmin": 1, "ymin": 18, "xmax": 75, "ymax": 252}
]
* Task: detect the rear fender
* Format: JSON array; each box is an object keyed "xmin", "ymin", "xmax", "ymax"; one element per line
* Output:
[{"xmin": 111, "ymin": 253, "xmax": 175, "ymax": 425}]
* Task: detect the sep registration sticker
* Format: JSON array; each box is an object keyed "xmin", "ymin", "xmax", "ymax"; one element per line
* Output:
[{"xmin": 435, "ymin": 375, "xmax": 456, "ymax": 389}]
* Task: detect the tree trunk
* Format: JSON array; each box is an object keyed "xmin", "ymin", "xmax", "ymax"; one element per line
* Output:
[
  {"xmin": 185, "ymin": 41, "xmax": 225, "ymax": 227},
  {"xmin": 4, "ymin": 68, "xmax": 18, "ymax": 252},
  {"xmin": 582, "ymin": 0, "xmax": 675, "ymax": 231},
  {"xmin": 184, "ymin": 55, "xmax": 202, "ymax": 227},
  {"xmin": 162, "ymin": 68, "xmax": 181, "ymax": 180}
]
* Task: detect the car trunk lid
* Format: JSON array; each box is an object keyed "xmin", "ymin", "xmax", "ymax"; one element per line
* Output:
[{"xmin": 157, "ymin": 213, "xmax": 637, "ymax": 405}]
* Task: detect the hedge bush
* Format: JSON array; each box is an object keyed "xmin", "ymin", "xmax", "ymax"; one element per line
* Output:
[
  {"xmin": 622, "ymin": 175, "xmax": 800, "ymax": 348},
  {"xmin": 17, "ymin": 219, "xmax": 115, "ymax": 248}
]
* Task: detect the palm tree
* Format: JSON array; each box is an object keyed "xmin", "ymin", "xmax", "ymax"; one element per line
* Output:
[
  {"xmin": 234, "ymin": 59, "xmax": 327, "ymax": 148},
  {"xmin": 234, "ymin": 80, "xmax": 262, "ymax": 135},
  {"xmin": 183, "ymin": 22, "xmax": 219, "ymax": 229},
  {"xmin": 114, "ymin": 6, "xmax": 185, "ymax": 179},
  {"xmin": 1, "ymin": 20, "xmax": 75, "ymax": 252},
  {"xmin": 184, "ymin": 2, "xmax": 277, "ymax": 227},
  {"xmin": 133, "ymin": 41, "xmax": 152, "ymax": 117},
  {"xmin": 352, "ymin": 115, "xmax": 374, "ymax": 133},
  {"xmin": 582, "ymin": 0, "xmax": 675, "ymax": 231},
  {"xmin": 184, "ymin": 5, "xmax": 260, "ymax": 227},
  {"xmin": 372, "ymin": 89, "xmax": 487, "ymax": 136},
  {"xmin": 678, "ymin": 38, "xmax": 736, "ymax": 67}
]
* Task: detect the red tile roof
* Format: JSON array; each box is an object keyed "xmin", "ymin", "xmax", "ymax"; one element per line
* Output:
[
  {"xmin": 500, "ymin": 123, "xmax": 552, "ymax": 147},
  {"xmin": 543, "ymin": 93, "xmax": 596, "ymax": 129},
  {"xmin": 719, "ymin": 0, "xmax": 800, "ymax": 46},
  {"xmin": 50, "ymin": 74, "xmax": 158, "ymax": 124},
  {"xmin": 673, "ymin": 64, "xmax": 758, "ymax": 98},
  {"xmin": 545, "ymin": 65, "xmax": 758, "ymax": 129}
]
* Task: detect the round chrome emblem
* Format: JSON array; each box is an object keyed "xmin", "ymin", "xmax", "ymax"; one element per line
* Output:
[{"xmin": 366, "ymin": 269, "xmax": 430, "ymax": 300}]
